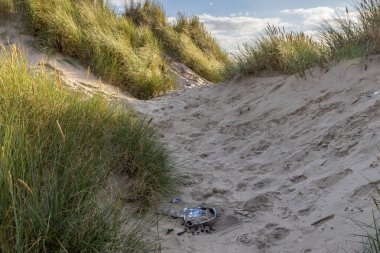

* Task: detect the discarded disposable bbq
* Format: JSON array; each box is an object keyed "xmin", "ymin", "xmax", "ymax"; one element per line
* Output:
[{"xmin": 183, "ymin": 207, "xmax": 217, "ymax": 227}]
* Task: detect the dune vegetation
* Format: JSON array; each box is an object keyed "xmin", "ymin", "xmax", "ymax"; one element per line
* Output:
[
  {"xmin": 228, "ymin": 0, "xmax": 380, "ymax": 79},
  {"xmin": 320, "ymin": 0, "xmax": 380, "ymax": 60},
  {"xmin": 0, "ymin": 0, "xmax": 229, "ymax": 99},
  {"xmin": 0, "ymin": 0, "xmax": 14, "ymax": 18},
  {"xmin": 226, "ymin": 25, "xmax": 330, "ymax": 77},
  {"xmin": 3, "ymin": 0, "xmax": 380, "ymax": 251},
  {"xmin": 125, "ymin": 0, "xmax": 229, "ymax": 83},
  {"xmin": 0, "ymin": 46, "xmax": 174, "ymax": 252},
  {"xmin": 16, "ymin": 0, "xmax": 173, "ymax": 99}
]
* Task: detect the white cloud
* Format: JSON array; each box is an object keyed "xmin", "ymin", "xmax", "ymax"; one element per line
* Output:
[
  {"xmin": 281, "ymin": 7, "xmax": 336, "ymax": 26},
  {"xmin": 197, "ymin": 14, "xmax": 290, "ymax": 53},
  {"xmin": 279, "ymin": 6, "xmax": 359, "ymax": 39},
  {"xmin": 104, "ymin": 3, "xmax": 343, "ymax": 54},
  {"xmin": 107, "ymin": 0, "xmax": 144, "ymax": 7},
  {"xmin": 199, "ymin": 14, "xmax": 286, "ymax": 33}
]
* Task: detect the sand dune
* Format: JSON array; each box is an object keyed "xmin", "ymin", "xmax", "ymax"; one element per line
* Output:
[
  {"xmin": 2, "ymin": 21, "xmax": 380, "ymax": 252},
  {"xmin": 132, "ymin": 60, "xmax": 380, "ymax": 252}
]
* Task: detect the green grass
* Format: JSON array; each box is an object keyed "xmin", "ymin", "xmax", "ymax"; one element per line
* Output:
[
  {"xmin": 228, "ymin": 0, "xmax": 380, "ymax": 78},
  {"xmin": 227, "ymin": 25, "xmax": 329, "ymax": 78},
  {"xmin": 174, "ymin": 13, "xmax": 228, "ymax": 62},
  {"xmin": 124, "ymin": 0, "xmax": 229, "ymax": 83},
  {"xmin": 16, "ymin": 0, "xmax": 173, "ymax": 99},
  {"xmin": 0, "ymin": 0, "xmax": 14, "ymax": 19},
  {"xmin": 351, "ymin": 187, "xmax": 380, "ymax": 253},
  {"xmin": 1, "ymin": 0, "xmax": 230, "ymax": 98},
  {"xmin": 0, "ymin": 46, "xmax": 174, "ymax": 252},
  {"xmin": 320, "ymin": 0, "xmax": 380, "ymax": 60}
]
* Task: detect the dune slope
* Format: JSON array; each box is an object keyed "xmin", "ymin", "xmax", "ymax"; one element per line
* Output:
[{"xmin": 132, "ymin": 59, "xmax": 380, "ymax": 253}]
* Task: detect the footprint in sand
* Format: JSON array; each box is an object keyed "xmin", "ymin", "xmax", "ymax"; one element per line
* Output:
[
  {"xmin": 249, "ymin": 140, "xmax": 272, "ymax": 155},
  {"xmin": 297, "ymin": 205, "xmax": 316, "ymax": 216},
  {"xmin": 239, "ymin": 163, "xmax": 275, "ymax": 175},
  {"xmin": 349, "ymin": 183, "xmax": 375, "ymax": 200},
  {"xmin": 237, "ymin": 104, "xmax": 251, "ymax": 116},
  {"xmin": 312, "ymin": 102, "xmax": 344, "ymax": 119},
  {"xmin": 238, "ymin": 224, "xmax": 290, "ymax": 250},
  {"xmin": 334, "ymin": 141, "xmax": 359, "ymax": 157},
  {"xmin": 313, "ymin": 168, "xmax": 353, "ymax": 189},
  {"xmin": 157, "ymin": 119, "xmax": 174, "ymax": 129},
  {"xmin": 236, "ymin": 182, "xmax": 247, "ymax": 191},
  {"xmin": 252, "ymin": 177, "xmax": 275, "ymax": 190},
  {"xmin": 219, "ymin": 121, "xmax": 255, "ymax": 137},
  {"xmin": 194, "ymin": 187, "xmax": 232, "ymax": 201},
  {"xmin": 223, "ymin": 146, "xmax": 237, "ymax": 153},
  {"xmin": 289, "ymin": 174, "xmax": 308, "ymax": 184},
  {"xmin": 191, "ymin": 111, "xmax": 204, "ymax": 118},
  {"xmin": 286, "ymin": 150, "xmax": 309, "ymax": 164},
  {"xmin": 242, "ymin": 192, "xmax": 280, "ymax": 213},
  {"xmin": 183, "ymin": 103, "xmax": 200, "ymax": 110},
  {"xmin": 189, "ymin": 132, "xmax": 204, "ymax": 138}
]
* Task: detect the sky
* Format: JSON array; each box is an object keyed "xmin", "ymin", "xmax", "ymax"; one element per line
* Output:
[{"xmin": 109, "ymin": 0, "xmax": 351, "ymax": 52}]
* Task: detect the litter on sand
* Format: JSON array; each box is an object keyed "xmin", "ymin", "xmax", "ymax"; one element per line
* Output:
[
  {"xmin": 183, "ymin": 207, "xmax": 217, "ymax": 227},
  {"xmin": 167, "ymin": 206, "xmax": 217, "ymax": 226},
  {"xmin": 169, "ymin": 197, "xmax": 182, "ymax": 204}
]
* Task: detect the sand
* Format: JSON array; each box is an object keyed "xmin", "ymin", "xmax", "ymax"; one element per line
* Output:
[
  {"xmin": 133, "ymin": 61, "xmax": 380, "ymax": 252},
  {"xmin": 2, "ymin": 20, "xmax": 380, "ymax": 252}
]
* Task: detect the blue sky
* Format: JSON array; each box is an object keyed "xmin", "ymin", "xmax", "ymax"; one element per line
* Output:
[{"xmin": 109, "ymin": 0, "xmax": 351, "ymax": 52}]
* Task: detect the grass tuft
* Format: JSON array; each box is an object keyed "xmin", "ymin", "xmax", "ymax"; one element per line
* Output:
[
  {"xmin": 228, "ymin": 0, "xmax": 380, "ymax": 79},
  {"xmin": 227, "ymin": 25, "xmax": 329, "ymax": 78},
  {"xmin": 352, "ymin": 186, "xmax": 380, "ymax": 253},
  {"xmin": 0, "ymin": 0, "xmax": 14, "ymax": 19},
  {"xmin": 0, "ymin": 46, "xmax": 175, "ymax": 252},
  {"xmin": 320, "ymin": 0, "xmax": 380, "ymax": 60},
  {"xmin": 1, "ymin": 0, "xmax": 229, "ymax": 98},
  {"xmin": 17, "ymin": 0, "xmax": 174, "ymax": 99},
  {"xmin": 125, "ymin": 0, "xmax": 229, "ymax": 83}
]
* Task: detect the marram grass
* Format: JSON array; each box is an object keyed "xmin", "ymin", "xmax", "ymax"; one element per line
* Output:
[
  {"xmin": 320, "ymin": 0, "xmax": 380, "ymax": 60},
  {"xmin": 124, "ymin": 0, "xmax": 229, "ymax": 83},
  {"xmin": 229, "ymin": 0, "xmax": 380, "ymax": 79},
  {"xmin": 0, "ymin": 46, "xmax": 175, "ymax": 252},
  {"xmin": 0, "ymin": 0, "xmax": 14, "ymax": 19},
  {"xmin": 226, "ymin": 25, "xmax": 330, "ymax": 78},
  {"xmin": 18, "ymin": 0, "xmax": 173, "ymax": 99},
  {"xmin": 1, "ymin": 0, "xmax": 230, "ymax": 99}
]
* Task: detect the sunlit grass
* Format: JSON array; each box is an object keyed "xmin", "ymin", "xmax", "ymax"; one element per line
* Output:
[
  {"xmin": 17, "ymin": 0, "xmax": 173, "ymax": 99},
  {"xmin": 227, "ymin": 25, "xmax": 330, "ymax": 78},
  {"xmin": 0, "ymin": 46, "xmax": 175, "ymax": 252},
  {"xmin": 320, "ymin": 0, "xmax": 380, "ymax": 60},
  {"xmin": 125, "ymin": 0, "xmax": 229, "ymax": 83}
]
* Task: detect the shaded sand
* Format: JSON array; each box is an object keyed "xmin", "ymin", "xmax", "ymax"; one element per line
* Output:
[{"xmin": 3, "ymin": 21, "xmax": 380, "ymax": 253}]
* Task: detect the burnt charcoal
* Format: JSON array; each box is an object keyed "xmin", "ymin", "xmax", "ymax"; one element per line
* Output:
[{"xmin": 177, "ymin": 231, "xmax": 186, "ymax": 236}]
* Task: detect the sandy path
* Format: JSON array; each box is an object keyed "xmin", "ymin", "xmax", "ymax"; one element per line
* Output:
[
  {"xmin": 131, "ymin": 59, "xmax": 380, "ymax": 253},
  {"xmin": 3, "ymin": 21, "xmax": 380, "ymax": 253}
]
